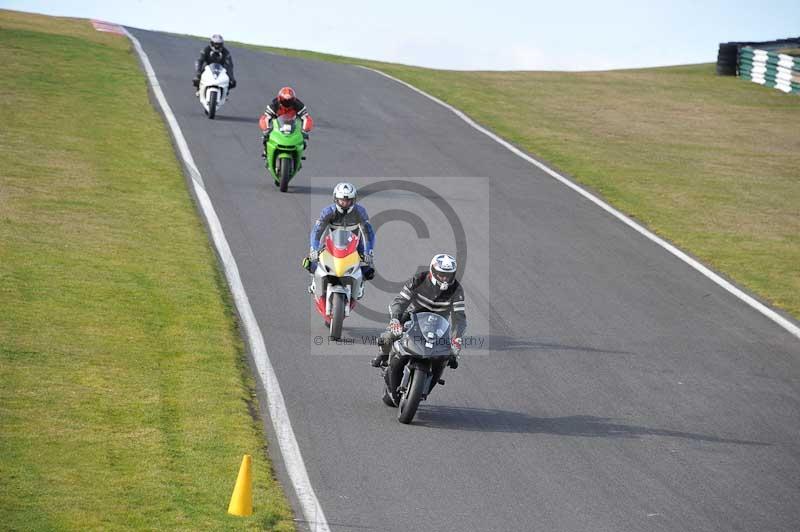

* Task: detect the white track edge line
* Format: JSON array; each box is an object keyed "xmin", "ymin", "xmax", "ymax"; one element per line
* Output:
[
  {"xmin": 124, "ymin": 28, "xmax": 330, "ymax": 531},
  {"xmin": 358, "ymin": 66, "xmax": 800, "ymax": 341}
]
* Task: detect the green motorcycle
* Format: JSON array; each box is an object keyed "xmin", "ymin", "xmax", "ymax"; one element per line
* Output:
[{"xmin": 263, "ymin": 114, "xmax": 307, "ymax": 192}]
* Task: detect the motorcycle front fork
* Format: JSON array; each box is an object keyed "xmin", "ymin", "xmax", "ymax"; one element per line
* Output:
[{"xmin": 388, "ymin": 360, "xmax": 442, "ymax": 400}]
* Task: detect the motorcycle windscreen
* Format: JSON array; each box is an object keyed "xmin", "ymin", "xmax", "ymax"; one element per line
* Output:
[
  {"xmin": 416, "ymin": 312, "xmax": 450, "ymax": 340},
  {"xmin": 208, "ymin": 63, "xmax": 225, "ymax": 77},
  {"xmin": 406, "ymin": 313, "xmax": 451, "ymax": 357},
  {"xmin": 326, "ymin": 229, "xmax": 360, "ymax": 257},
  {"xmin": 276, "ymin": 114, "xmax": 297, "ymax": 134},
  {"xmin": 323, "ymin": 230, "xmax": 361, "ymax": 277}
]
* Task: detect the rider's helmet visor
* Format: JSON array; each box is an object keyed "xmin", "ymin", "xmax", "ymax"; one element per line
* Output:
[
  {"xmin": 433, "ymin": 271, "xmax": 455, "ymax": 284},
  {"xmin": 336, "ymin": 197, "xmax": 354, "ymax": 210}
]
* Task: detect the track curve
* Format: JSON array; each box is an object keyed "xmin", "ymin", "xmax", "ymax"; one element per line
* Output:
[{"xmin": 129, "ymin": 28, "xmax": 800, "ymax": 532}]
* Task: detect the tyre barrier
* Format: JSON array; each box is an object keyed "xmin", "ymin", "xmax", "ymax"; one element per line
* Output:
[
  {"xmin": 738, "ymin": 47, "xmax": 800, "ymax": 94},
  {"xmin": 716, "ymin": 38, "xmax": 799, "ymax": 85},
  {"xmin": 716, "ymin": 42, "xmax": 739, "ymax": 75}
]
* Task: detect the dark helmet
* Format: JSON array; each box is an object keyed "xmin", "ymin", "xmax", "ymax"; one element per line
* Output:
[
  {"xmin": 210, "ymin": 34, "xmax": 224, "ymax": 51},
  {"xmin": 429, "ymin": 253, "xmax": 457, "ymax": 290}
]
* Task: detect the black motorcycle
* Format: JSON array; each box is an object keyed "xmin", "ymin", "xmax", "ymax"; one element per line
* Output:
[{"xmin": 382, "ymin": 312, "xmax": 456, "ymax": 424}]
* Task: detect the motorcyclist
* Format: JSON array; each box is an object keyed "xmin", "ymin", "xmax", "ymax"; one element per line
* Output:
[
  {"xmin": 261, "ymin": 86, "xmax": 313, "ymax": 150},
  {"xmin": 303, "ymin": 182, "xmax": 376, "ymax": 287},
  {"xmin": 371, "ymin": 253, "xmax": 466, "ymax": 369},
  {"xmin": 193, "ymin": 34, "xmax": 236, "ymax": 89}
]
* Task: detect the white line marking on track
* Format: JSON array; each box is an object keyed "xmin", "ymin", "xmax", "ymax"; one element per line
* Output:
[
  {"xmin": 124, "ymin": 28, "xmax": 330, "ymax": 532},
  {"xmin": 359, "ymin": 66, "xmax": 800, "ymax": 341}
]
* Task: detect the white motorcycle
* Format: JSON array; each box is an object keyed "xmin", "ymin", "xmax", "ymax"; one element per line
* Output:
[{"xmin": 197, "ymin": 63, "xmax": 229, "ymax": 119}]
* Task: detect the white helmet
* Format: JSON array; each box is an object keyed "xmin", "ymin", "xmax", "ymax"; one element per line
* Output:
[
  {"xmin": 210, "ymin": 34, "xmax": 224, "ymax": 51},
  {"xmin": 333, "ymin": 182, "xmax": 357, "ymax": 214},
  {"xmin": 430, "ymin": 253, "xmax": 457, "ymax": 290}
]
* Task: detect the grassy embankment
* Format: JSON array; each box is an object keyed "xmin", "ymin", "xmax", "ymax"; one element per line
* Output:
[
  {"xmin": 0, "ymin": 10, "xmax": 293, "ymax": 531},
  {"xmin": 235, "ymin": 42, "xmax": 800, "ymax": 320}
]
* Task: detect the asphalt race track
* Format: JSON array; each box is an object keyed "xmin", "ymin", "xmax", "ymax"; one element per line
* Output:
[{"xmin": 129, "ymin": 28, "xmax": 800, "ymax": 532}]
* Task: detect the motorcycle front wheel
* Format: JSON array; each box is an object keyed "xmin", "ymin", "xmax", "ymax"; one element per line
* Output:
[
  {"xmin": 329, "ymin": 292, "xmax": 345, "ymax": 339},
  {"xmin": 208, "ymin": 90, "xmax": 217, "ymax": 119},
  {"xmin": 279, "ymin": 157, "xmax": 293, "ymax": 192},
  {"xmin": 397, "ymin": 368, "xmax": 426, "ymax": 424}
]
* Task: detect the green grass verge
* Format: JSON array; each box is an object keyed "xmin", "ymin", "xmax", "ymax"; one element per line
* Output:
[
  {"xmin": 0, "ymin": 10, "xmax": 294, "ymax": 531},
  {"xmin": 233, "ymin": 43, "xmax": 800, "ymax": 320}
]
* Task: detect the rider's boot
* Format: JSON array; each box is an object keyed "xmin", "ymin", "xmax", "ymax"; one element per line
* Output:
[
  {"xmin": 302, "ymin": 257, "xmax": 315, "ymax": 293},
  {"xmin": 371, "ymin": 353, "xmax": 388, "ymax": 368},
  {"xmin": 260, "ymin": 133, "xmax": 268, "ymax": 158},
  {"xmin": 307, "ymin": 272, "xmax": 315, "ymax": 294},
  {"xmin": 370, "ymin": 334, "xmax": 392, "ymax": 367}
]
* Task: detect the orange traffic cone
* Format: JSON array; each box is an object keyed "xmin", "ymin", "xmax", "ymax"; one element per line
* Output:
[{"xmin": 227, "ymin": 454, "xmax": 253, "ymax": 516}]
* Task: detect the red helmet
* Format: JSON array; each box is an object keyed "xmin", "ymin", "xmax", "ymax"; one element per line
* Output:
[{"xmin": 278, "ymin": 86, "xmax": 296, "ymax": 107}]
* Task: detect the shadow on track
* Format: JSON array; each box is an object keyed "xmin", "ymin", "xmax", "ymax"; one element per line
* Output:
[
  {"xmin": 340, "ymin": 326, "xmax": 385, "ymax": 338},
  {"xmin": 414, "ymin": 407, "xmax": 768, "ymax": 445},
  {"xmin": 486, "ymin": 335, "xmax": 631, "ymax": 355},
  {"xmin": 290, "ymin": 184, "xmax": 339, "ymax": 196},
  {"xmin": 212, "ymin": 115, "xmax": 258, "ymax": 124}
]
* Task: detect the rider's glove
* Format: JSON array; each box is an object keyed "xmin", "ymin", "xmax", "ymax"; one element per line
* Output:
[
  {"xmin": 450, "ymin": 337, "xmax": 463, "ymax": 355},
  {"xmin": 448, "ymin": 338, "xmax": 462, "ymax": 369},
  {"xmin": 362, "ymin": 251, "xmax": 374, "ymax": 266},
  {"xmin": 308, "ymin": 248, "xmax": 319, "ymax": 262},
  {"xmin": 192, "ymin": 78, "xmax": 200, "ymax": 88},
  {"xmin": 389, "ymin": 318, "xmax": 402, "ymax": 336},
  {"xmin": 229, "ymin": 79, "xmax": 237, "ymax": 89},
  {"xmin": 301, "ymin": 257, "xmax": 313, "ymax": 272}
]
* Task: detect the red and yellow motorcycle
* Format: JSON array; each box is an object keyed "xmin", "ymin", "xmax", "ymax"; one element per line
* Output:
[{"xmin": 310, "ymin": 229, "xmax": 365, "ymax": 339}]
